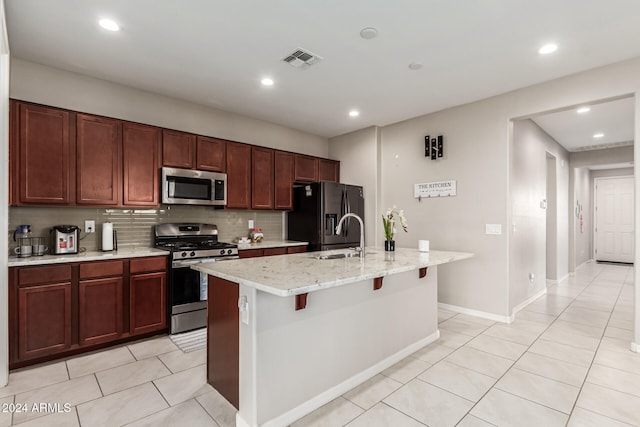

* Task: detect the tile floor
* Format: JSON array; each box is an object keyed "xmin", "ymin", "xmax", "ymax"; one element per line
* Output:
[{"xmin": 0, "ymin": 261, "xmax": 638, "ymax": 426}]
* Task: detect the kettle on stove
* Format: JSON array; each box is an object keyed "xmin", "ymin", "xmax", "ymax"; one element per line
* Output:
[{"xmin": 51, "ymin": 225, "xmax": 80, "ymax": 255}]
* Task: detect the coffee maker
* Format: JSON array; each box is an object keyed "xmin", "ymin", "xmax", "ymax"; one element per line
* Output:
[{"xmin": 51, "ymin": 225, "xmax": 80, "ymax": 255}]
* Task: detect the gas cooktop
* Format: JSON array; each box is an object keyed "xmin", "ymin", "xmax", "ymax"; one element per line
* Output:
[{"xmin": 154, "ymin": 223, "xmax": 238, "ymax": 260}]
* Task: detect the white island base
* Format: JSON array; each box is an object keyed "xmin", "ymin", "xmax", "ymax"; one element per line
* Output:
[
  {"xmin": 194, "ymin": 249, "xmax": 472, "ymax": 427},
  {"xmin": 239, "ymin": 268, "xmax": 438, "ymax": 427}
]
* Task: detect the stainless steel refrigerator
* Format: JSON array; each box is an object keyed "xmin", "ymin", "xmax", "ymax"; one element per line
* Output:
[{"xmin": 288, "ymin": 182, "xmax": 364, "ymax": 251}]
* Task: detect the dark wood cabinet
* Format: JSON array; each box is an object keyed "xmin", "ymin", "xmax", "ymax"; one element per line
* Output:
[
  {"xmin": 76, "ymin": 114, "xmax": 121, "ymax": 205},
  {"xmin": 18, "ymin": 283, "xmax": 72, "ymax": 361},
  {"xmin": 294, "ymin": 154, "xmax": 319, "ymax": 182},
  {"xmin": 163, "ymin": 129, "xmax": 196, "ymax": 169},
  {"xmin": 239, "ymin": 245, "xmax": 306, "ymax": 258},
  {"xmin": 274, "ymin": 151, "xmax": 294, "ymax": 210},
  {"xmin": 123, "ymin": 122, "xmax": 161, "ymax": 206},
  {"xmin": 79, "ymin": 277, "xmax": 123, "ymax": 346},
  {"xmin": 263, "ymin": 247, "xmax": 287, "ymax": 256},
  {"xmin": 287, "ymin": 245, "xmax": 308, "ymax": 254},
  {"xmin": 130, "ymin": 271, "xmax": 167, "ymax": 335},
  {"xmin": 10, "ymin": 99, "xmax": 341, "ymax": 210},
  {"xmin": 319, "ymin": 159, "xmax": 340, "ymax": 182},
  {"xmin": 130, "ymin": 257, "xmax": 167, "ymax": 336},
  {"xmin": 208, "ymin": 276, "xmax": 240, "ymax": 409},
  {"xmin": 238, "ymin": 248, "xmax": 264, "ymax": 259},
  {"xmin": 197, "ymin": 136, "xmax": 226, "ymax": 172},
  {"xmin": 251, "ymin": 146, "xmax": 274, "ymax": 210},
  {"xmin": 14, "ymin": 264, "xmax": 73, "ymax": 362},
  {"xmin": 16, "ymin": 102, "xmax": 73, "ymax": 205},
  {"xmin": 9, "ymin": 256, "xmax": 168, "ymax": 368},
  {"xmin": 226, "ymin": 142, "xmax": 252, "ymax": 209},
  {"xmin": 78, "ymin": 260, "xmax": 124, "ymax": 346}
]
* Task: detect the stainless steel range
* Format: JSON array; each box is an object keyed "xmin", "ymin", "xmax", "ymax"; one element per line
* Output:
[{"xmin": 154, "ymin": 223, "xmax": 238, "ymax": 334}]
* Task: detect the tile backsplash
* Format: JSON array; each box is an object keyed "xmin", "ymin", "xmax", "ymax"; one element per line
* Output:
[{"xmin": 9, "ymin": 206, "xmax": 285, "ymax": 251}]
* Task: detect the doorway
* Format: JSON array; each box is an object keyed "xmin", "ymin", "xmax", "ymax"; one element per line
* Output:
[{"xmin": 594, "ymin": 176, "xmax": 634, "ymax": 263}]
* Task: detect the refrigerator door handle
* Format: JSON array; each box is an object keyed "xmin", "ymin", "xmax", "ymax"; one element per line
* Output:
[{"xmin": 343, "ymin": 189, "xmax": 350, "ymax": 236}]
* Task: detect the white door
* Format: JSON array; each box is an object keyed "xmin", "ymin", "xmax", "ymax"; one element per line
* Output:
[{"xmin": 595, "ymin": 176, "xmax": 634, "ymax": 263}]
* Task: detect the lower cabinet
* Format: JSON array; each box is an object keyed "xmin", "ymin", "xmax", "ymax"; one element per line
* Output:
[
  {"xmin": 239, "ymin": 245, "xmax": 307, "ymax": 259},
  {"xmin": 9, "ymin": 256, "xmax": 168, "ymax": 368},
  {"xmin": 79, "ymin": 277, "xmax": 123, "ymax": 346},
  {"xmin": 18, "ymin": 282, "xmax": 72, "ymax": 361},
  {"xmin": 130, "ymin": 271, "xmax": 167, "ymax": 335}
]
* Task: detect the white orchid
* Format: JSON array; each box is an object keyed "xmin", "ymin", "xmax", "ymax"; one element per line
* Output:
[{"xmin": 382, "ymin": 206, "xmax": 408, "ymax": 241}]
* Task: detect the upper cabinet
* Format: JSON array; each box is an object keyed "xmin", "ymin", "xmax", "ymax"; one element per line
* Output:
[
  {"xmin": 294, "ymin": 154, "xmax": 318, "ymax": 183},
  {"xmin": 10, "ymin": 101, "xmax": 161, "ymax": 208},
  {"xmin": 196, "ymin": 136, "xmax": 226, "ymax": 172},
  {"xmin": 226, "ymin": 142, "xmax": 252, "ymax": 209},
  {"xmin": 251, "ymin": 146, "xmax": 274, "ymax": 210},
  {"xmin": 10, "ymin": 100, "xmax": 340, "ymax": 210},
  {"xmin": 274, "ymin": 151, "xmax": 295, "ymax": 210},
  {"xmin": 76, "ymin": 114, "xmax": 121, "ymax": 206},
  {"xmin": 162, "ymin": 129, "xmax": 196, "ymax": 169},
  {"xmin": 123, "ymin": 122, "xmax": 161, "ymax": 206},
  {"xmin": 15, "ymin": 102, "xmax": 73, "ymax": 205},
  {"xmin": 162, "ymin": 131, "xmax": 226, "ymax": 172},
  {"xmin": 318, "ymin": 159, "xmax": 340, "ymax": 183}
]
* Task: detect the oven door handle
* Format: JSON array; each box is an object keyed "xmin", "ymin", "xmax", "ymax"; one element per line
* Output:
[{"xmin": 172, "ymin": 257, "xmax": 238, "ymax": 268}]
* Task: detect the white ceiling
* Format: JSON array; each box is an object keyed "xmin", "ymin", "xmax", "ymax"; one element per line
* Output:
[
  {"xmin": 531, "ymin": 96, "xmax": 635, "ymax": 152},
  {"xmin": 5, "ymin": 0, "xmax": 640, "ymax": 140}
]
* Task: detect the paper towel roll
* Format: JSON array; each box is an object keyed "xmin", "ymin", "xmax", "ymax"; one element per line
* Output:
[{"xmin": 102, "ymin": 222, "xmax": 113, "ymax": 251}]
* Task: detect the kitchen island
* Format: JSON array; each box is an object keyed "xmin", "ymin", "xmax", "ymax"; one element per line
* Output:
[{"xmin": 193, "ymin": 248, "xmax": 472, "ymax": 427}]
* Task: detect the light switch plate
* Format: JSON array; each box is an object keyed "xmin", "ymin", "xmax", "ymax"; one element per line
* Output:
[{"xmin": 485, "ymin": 224, "xmax": 502, "ymax": 235}]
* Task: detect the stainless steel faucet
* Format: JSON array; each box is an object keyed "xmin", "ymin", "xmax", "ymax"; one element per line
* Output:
[{"xmin": 336, "ymin": 213, "xmax": 365, "ymax": 257}]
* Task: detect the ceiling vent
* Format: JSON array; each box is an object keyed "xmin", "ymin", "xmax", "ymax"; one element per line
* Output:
[{"xmin": 282, "ymin": 48, "xmax": 322, "ymax": 69}]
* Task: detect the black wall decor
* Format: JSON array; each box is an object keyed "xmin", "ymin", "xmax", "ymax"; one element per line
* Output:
[{"xmin": 424, "ymin": 135, "xmax": 444, "ymax": 159}]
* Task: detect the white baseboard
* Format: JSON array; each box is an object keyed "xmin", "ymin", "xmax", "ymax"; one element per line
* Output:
[
  {"xmin": 238, "ymin": 330, "xmax": 440, "ymax": 427},
  {"xmin": 438, "ymin": 303, "xmax": 512, "ymax": 324},
  {"xmin": 512, "ymin": 288, "xmax": 547, "ymax": 320},
  {"xmin": 631, "ymin": 342, "xmax": 640, "ymax": 353},
  {"xmin": 439, "ymin": 287, "xmax": 546, "ymax": 325},
  {"xmin": 546, "ymin": 273, "xmax": 570, "ymax": 286}
]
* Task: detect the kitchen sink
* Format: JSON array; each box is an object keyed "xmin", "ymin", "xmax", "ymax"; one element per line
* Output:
[{"xmin": 312, "ymin": 250, "xmax": 375, "ymax": 260}]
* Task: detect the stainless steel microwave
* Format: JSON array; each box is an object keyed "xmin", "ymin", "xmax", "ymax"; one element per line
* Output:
[{"xmin": 161, "ymin": 167, "xmax": 227, "ymax": 206}]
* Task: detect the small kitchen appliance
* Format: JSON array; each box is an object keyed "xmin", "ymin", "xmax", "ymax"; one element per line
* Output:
[
  {"xmin": 154, "ymin": 223, "xmax": 238, "ymax": 333},
  {"xmin": 51, "ymin": 225, "xmax": 80, "ymax": 255}
]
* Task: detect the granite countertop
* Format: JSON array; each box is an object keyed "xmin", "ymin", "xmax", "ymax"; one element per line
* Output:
[
  {"xmin": 192, "ymin": 247, "xmax": 473, "ymax": 297},
  {"xmin": 8, "ymin": 247, "xmax": 168, "ymax": 267},
  {"xmin": 236, "ymin": 240, "xmax": 308, "ymax": 250}
]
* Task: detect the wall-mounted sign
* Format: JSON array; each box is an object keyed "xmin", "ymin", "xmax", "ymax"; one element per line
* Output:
[{"xmin": 414, "ymin": 180, "xmax": 457, "ymax": 200}]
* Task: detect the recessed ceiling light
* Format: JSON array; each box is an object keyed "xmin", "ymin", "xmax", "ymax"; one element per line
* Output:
[
  {"xmin": 576, "ymin": 107, "xmax": 591, "ymax": 114},
  {"xmin": 538, "ymin": 43, "xmax": 558, "ymax": 55},
  {"xmin": 408, "ymin": 63, "xmax": 423, "ymax": 70},
  {"xmin": 593, "ymin": 133, "xmax": 604, "ymax": 138},
  {"xmin": 360, "ymin": 27, "xmax": 378, "ymax": 39},
  {"xmin": 261, "ymin": 78, "xmax": 274, "ymax": 86},
  {"xmin": 349, "ymin": 110, "xmax": 360, "ymax": 117},
  {"xmin": 98, "ymin": 18, "xmax": 120, "ymax": 32}
]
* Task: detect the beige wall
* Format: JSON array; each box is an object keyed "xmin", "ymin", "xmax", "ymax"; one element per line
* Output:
[
  {"xmin": 330, "ymin": 57, "xmax": 640, "ymax": 320},
  {"xmin": 328, "ymin": 126, "xmax": 381, "ymax": 246},
  {"xmin": 10, "ymin": 59, "xmax": 329, "ymax": 157},
  {"xmin": 510, "ymin": 119, "xmax": 569, "ymax": 311}
]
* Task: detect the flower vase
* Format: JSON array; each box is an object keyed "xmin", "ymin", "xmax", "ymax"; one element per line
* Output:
[{"xmin": 384, "ymin": 240, "xmax": 395, "ymax": 252}]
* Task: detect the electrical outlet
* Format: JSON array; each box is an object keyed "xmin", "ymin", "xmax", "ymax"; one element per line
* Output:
[
  {"xmin": 248, "ymin": 219, "xmax": 254, "ymax": 229},
  {"xmin": 85, "ymin": 220, "xmax": 95, "ymax": 233}
]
